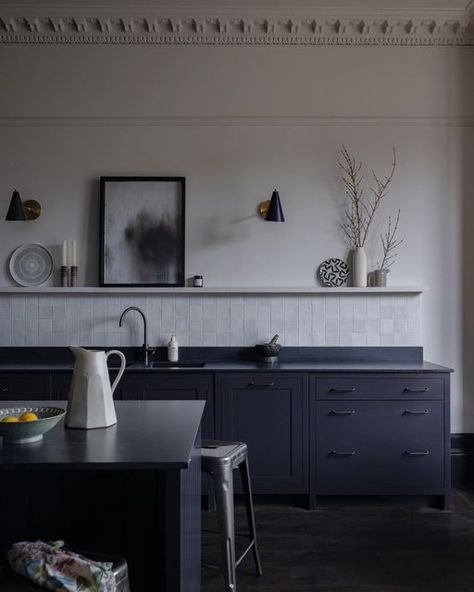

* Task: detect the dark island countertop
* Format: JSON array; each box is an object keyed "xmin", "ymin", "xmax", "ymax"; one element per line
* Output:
[{"xmin": 0, "ymin": 400, "xmax": 205, "ymax": 469}]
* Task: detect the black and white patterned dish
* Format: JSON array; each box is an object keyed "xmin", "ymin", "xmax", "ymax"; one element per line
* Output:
[
  {"xmin": 318, "ymin": 258, "xmax": 349, "ymax": 287},
  {"xmin": 9, "ymin": 244, "xmax": 53, "ymax": 287}
]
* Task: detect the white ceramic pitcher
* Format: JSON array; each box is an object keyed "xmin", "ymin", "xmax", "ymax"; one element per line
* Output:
[{"xmin": 66, "ymin": 347, "xmax": 126, "ymax": 429}]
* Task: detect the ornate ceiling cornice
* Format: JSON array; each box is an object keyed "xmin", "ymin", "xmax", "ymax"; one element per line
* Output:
[{"xmin": 0, "ymin": 7, "xmax": 472, "ymax": 46}]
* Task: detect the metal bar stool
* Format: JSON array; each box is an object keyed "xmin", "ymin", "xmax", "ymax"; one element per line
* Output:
[{"xmin": 201, "ymin": 439, "xmax": 263, "ymax": 592}]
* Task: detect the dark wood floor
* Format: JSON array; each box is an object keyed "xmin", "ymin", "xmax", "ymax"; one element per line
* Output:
[{"xmin": 202, "ymin": 490, "xmax": 474, "ymax": 592}]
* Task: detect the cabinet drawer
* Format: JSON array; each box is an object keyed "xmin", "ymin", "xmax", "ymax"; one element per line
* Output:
[
  {"xmin": 315, "ymin": 376, "xmax": 443, "ymax": 400},
  {"xmin": 127, "ymin": 374, "xmax": 212, "ymax": 400},
  {"xmin": 218, "ymin": 373, "xmax": 303, "ymax": 392},
  {"xmin": 0, "ymin": 374, "xmax": 51, "ymax": 400},
  {"xmin": 316, "ymin": 439, "xmax": 444, "ymax": 490},
  {"xmin": 316, "ymin": 401, "xmax": 444, "ymax": 443}
]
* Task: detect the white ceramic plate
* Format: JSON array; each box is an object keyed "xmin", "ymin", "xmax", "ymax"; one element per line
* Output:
[{"xmin": 9, "ymin": 244, "xmax": 54, "ymax": 287}]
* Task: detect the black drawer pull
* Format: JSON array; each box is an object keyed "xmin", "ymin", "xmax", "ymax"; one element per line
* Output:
[
  {"xmin": 329, "ymin": 450, "xmax": 355, "ymax": 456},
  {"xmin": 329, "ymin": 410, "xmax": 356, "ymax": 416},
  {"xmin": 403, "ymin": 450, "xmax": 430, "ymax": 457},
  {"xmin": 404, "ymin": 387, "xmax": 429, "ymax": 393},
  {"xmin": 403, "ymin": 409, "xmax": 430, "ymax": 415},
  {"xmin": 249, "ymin": 381, "xmax": 275, "ymax": 388},
  {"xmin": 0, "ymin": 385, "xmax": 8, "ymax": 393},
  {"xmin": 329, "ymin": 387, "xmax": 356, "ymax": 393}
]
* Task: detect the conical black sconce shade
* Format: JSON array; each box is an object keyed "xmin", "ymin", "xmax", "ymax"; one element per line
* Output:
[
  {"xmin": 265, "ymin": 189, "xmax": 285, "ymax": 222},
  {"xmin": 6, "ymin": 190, "xmax": 26, "ymax": 221}
]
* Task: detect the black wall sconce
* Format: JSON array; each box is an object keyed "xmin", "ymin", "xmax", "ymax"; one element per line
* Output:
[
  {"xmin": 5, "ymin": 190, "xmax": 41, "ymax": 221},
  {"xmin": 258, "ymin": 189, "xmax": 285, "ymax": 222}
]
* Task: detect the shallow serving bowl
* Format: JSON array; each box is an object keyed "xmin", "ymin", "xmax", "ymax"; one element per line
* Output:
[{"xmin": 0, "ymin": 406, "xmax": 65, "ymax": 444}]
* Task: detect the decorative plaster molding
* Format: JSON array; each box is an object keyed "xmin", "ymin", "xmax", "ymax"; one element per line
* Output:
[{"xmin": 0, "ymin": 11, "xmax": 472, "ymax": 45}]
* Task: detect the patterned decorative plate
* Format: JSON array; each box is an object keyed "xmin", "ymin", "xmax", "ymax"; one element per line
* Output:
[
  {"xmin": 318, "ymin": 258, "xmax": 349, "ymax": 287},
  {"xmin": 9, "ymin": 244, "xmax": 54, "ymax": 287}
]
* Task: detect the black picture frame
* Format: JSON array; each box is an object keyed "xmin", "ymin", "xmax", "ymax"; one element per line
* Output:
[{"xmin": 99, "ymin": 176, "xmax": 185, "ymax": 287}]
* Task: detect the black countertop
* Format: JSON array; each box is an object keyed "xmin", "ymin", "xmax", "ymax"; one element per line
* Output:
[
  {"xmin": 0, "ymin": 400, "xmax": 205, "ymax": 469},
  {"xmin": 0, "ymin": 360, "xmax": 452, "ymax": 372},
  {"xmin": 0, "ymin": 346, "xmax": 453, "ymax": 373}
]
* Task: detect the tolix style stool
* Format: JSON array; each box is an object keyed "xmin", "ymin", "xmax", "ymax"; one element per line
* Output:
[{"xmin": 201, "ymin": 439, "xmax": 263, "ymax": 592}]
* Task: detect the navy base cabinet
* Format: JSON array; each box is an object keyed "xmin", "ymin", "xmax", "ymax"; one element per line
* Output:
[
  {"xmin": 0, "ymin": 373, "xmax": 51, "ymax": 400},
  {"xmin": 215, "ymin": 373, "xmax": 308, "ymax": 494},
  {"xmin": 311, "ymin": 374, "xmax": 451, "ymax": 510},
  {"xmin": 123, "ymin": 373, "xmax": 214, "ymax": 439}
]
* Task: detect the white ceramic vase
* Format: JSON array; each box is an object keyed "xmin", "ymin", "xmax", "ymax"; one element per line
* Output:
[{"xmin": 352, "ymin": 247, "xmax": 368, "ymax": 287}]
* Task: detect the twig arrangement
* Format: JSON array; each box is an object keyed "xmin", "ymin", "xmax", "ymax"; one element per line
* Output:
[
  {"xmin": 377, "ymin": 209, "xmax": 403, "ymax": 270},
  {"xmin": 339, "ymin": 145, "xmax": 397, "ymax": 248}
]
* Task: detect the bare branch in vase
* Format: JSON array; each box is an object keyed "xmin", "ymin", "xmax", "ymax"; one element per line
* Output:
[
  {"xmin": 377, "ymin": 209, "xmax": 404, "ymax": 270},
  {"xmin": 339, "ymin": 146, "xmax": 397, "ymax": 249}
]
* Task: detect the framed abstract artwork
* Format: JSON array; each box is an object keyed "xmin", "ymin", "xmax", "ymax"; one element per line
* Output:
[{"xmin": 99, "ymin": 177, "xmax": 185, "ymax": 287}]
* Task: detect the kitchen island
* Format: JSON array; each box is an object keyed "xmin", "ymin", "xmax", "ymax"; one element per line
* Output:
[{"xmin": 0, "ymin": 400, "xmax": 204, "ymax": 592}]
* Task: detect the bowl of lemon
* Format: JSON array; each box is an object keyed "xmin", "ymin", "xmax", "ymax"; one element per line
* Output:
[{"xmin": 0, "ymin": 406, "xmax": 66, "ymax": 444}]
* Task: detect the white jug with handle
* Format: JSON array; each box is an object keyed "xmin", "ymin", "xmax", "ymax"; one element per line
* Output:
[{"xmin": 66, "ymin": 347, "xmax": 126, "ymax": 429}]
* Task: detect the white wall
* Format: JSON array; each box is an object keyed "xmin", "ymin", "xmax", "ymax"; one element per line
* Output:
[{"xmin": 0, "ymin": 44, "xmax": 472, "ymax": 431}]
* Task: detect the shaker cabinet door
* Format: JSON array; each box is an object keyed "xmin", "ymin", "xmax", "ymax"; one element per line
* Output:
[
  {"xmin": 0, "ymin": 373, "xmax": 51, "ymax": 400},
  {"xmin": 215, "ymin": 373, "xmax": 308, "ymax": 493},
  {"xmin": 124, "ymin": 373, "xmax": 213, "ymax": 438}
]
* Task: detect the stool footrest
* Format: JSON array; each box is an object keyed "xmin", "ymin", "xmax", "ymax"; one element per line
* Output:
[
  {"xmin": 235, "ymin": 540, "xmax": 256, "ymax": 568},
  {"xmin": 203, "ymin": 528, "xmax": 251, "ymax": 538},
  {"xmin": 203, "ymin": 539, "xmax": 256, "ymax": 572}
]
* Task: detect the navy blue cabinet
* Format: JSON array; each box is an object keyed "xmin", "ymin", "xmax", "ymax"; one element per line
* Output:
[
  {"xmin": 310, "ymin": 373, "xmax": 451, "ymax": 509},
  {"xmin": 51, "ymin": 372, "xmax": 125, "ymax": 400},
  {"xmin": 215, "ymin": 373, "xmax": 308, "ymax": 494},
  {"xmin": 0, "ymin": 373, "xmax": 51, "ymax": 400},
  {"xmin": 0, "ymin": 365, "xmax": 451, "ymax": 509},
  {"xmin": 123, "ymin": 373, "xmax": 214, "ymax": 438}
]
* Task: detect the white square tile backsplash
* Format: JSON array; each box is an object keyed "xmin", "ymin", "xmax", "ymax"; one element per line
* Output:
[{"xmin": 0, "ymin": 293, "xmax": 422, "ymax": 347}]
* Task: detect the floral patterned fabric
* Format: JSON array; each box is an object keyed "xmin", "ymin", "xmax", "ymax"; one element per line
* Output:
[{"xmin": 7, "ymin": 540, "xmax": 117, "ymax": 592}]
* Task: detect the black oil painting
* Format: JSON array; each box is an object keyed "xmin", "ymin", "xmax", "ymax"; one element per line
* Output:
[{"xmin": 100, "ymin": 177, "xmax": 185, "ymax": 287}]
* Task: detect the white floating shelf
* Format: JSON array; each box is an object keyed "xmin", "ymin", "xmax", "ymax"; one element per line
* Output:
[{"xmin": 0, "ymin": 286, "xmax": 427, "ymax": 294}]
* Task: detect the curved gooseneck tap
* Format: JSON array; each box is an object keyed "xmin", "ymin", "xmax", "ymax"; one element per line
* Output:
[{"xmin": 119, "ymin": 306, "xmax": 151, "ymax": 367}]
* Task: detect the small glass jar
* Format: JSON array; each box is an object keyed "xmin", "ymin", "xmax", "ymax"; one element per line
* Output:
[
  {"xmin": 193, "ymin": 275, "xmax": 203, "ymax": 288},
  {"xmin": 373, "ymin": 269, "xmax": 389, "ymax": 287}
]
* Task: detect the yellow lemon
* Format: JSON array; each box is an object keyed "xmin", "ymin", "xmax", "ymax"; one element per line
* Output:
[
  {"xmin": 2, "ymin": 415, "xmax": 20, "ymax": 423},
  {"xmin": 19, "ymin": 412, "xmax": 39, "ymax": 422}
]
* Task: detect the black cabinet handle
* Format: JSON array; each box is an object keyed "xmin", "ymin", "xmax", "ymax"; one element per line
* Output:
[
  {"xmin": 329, "ymin": 450, "xmax": 355, "ymax": 456},
  {"xmin": 0, "ymin": 385, "xmax": 8, "ymax": 393},
  {"xmin": 404, "ymin": 387, "xmax": 429, "ymax": 393},
  {"xmin": 403, "ymin": 409, "xmax": 430, "ymax": 415},
  {"xmin": 249, "ymin": 381, "xmax": 275, "ymax": 387},
  {"xmin": 403, "ymin": 450, "xmax": 430, "ymax": 456},
  {"xmin": 329, "ymin": 387, "xmax": 356, "ymax": 393},
  {"xmin": 329, "ymin": 409, "xmax": 356, "ymax": 416}
]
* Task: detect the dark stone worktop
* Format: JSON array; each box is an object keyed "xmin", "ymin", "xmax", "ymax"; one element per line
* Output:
[
  {"xmin": 0, "ymin": 346, "xmax": 453, "ymax": 373},
  {"xmin": 0, "ymin": 360, "xmax": 452, "ymax": 373}
]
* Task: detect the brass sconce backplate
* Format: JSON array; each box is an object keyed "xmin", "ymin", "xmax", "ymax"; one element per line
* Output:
[
  {"xmin": 258, "ymin": 200, "xmax": 270, "ymax": 218},
  {"xmin": 23, "ymin": 200, "xmax": 41, "ymax": 220}
]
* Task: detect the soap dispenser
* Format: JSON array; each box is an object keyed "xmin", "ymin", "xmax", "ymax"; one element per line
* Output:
[{"xmin": 168, "ymin": 335, "xmax": 179, "ymax": 362}]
